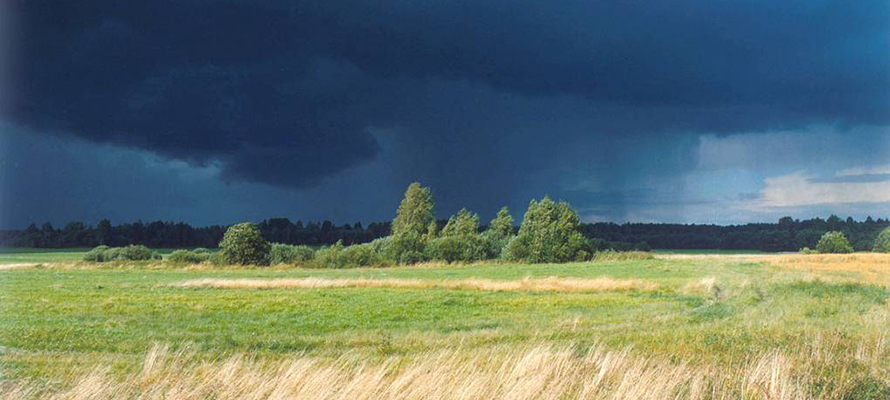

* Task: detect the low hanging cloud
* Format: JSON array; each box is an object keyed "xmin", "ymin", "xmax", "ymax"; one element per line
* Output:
[{"xmin": 753, "ymin": 170, "xmax": 890, "ymax": 209}]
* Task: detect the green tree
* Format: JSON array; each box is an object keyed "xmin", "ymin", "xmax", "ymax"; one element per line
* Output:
[
  {"xmin": 219, "ymin": 222, "xmax": 271, "ymax": 265},
  {"xmin": 440, "ymin": 208, "xmax": 479, "ymax": 237},
  {"xmin": 816, "ymin": 231, "xmax": 854, "ymax": 254},
  {"xmin": 873, "ymin": 226, "xmax": 890, "ymax": 253},
  {"xmin": 489, "ymin": 207, "xmax": 514, "ymax": 237},
  {"xmin": 389, "ymin": 183, "xmax": 435, "ymax": 263},
  {"xmin": 504, "ymin": 197, "xmax": 591, "ymax": 263}
]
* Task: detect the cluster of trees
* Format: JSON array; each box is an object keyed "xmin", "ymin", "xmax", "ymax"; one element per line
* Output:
[
  {"xmin": 211, "ymin": 183, "xmax": 599, "ymax": 267},
  {"xmin": 582, "ymin": 216, "xmax": 890, "ymax": 252}
]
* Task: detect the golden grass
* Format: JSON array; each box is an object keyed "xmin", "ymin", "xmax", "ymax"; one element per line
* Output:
[
  {"xmin": 171, "ymin": 276, "xmax": 659, "ymax": 293},
  {"xmin": 0, "ymin": 263, "xmax": 38, "ymax": 270},
  {"xmin": 756, "ymin": 253, "xmax": 890, "ymax": 284},
  {"xmin": 5, "ymin": 337, "xmax": 884, "ymax": 400}
]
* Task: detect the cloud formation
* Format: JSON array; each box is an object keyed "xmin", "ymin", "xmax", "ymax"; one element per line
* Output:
[
  {"xmin": 4, "ymin": 0, "xmax": 888, "ymax": 191},
  {"xmin": 754, "ymin": 170, "xmax": 890, "ymax": 209}
]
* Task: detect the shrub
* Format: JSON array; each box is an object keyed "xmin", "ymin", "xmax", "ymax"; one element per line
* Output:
[
  {"xmin": 504, "ymin": 197, "xmax": 592, "ymax": 263},
  {"xmin": 799, "ymin": 247, "xmax": 817, "ymax": 254},
  {"xmin": 340, "ymin": 243, "xmax": 389, "ymax": 268},
  {"xmin": 269, "ymin": 243, "xmax": 315, "ymax": 265},
  {"xmin": 313, "ymin": 241, "xmax": 344, "ymax": 268},
  {"xmin": 425, "ymin": 234, "xmax": 489, "ymax": 263},
  {"xmin": 219, "ymin": 222, "xmax": 271, "ymax": 265},
  {"xmin": 816, "ymin": 231, "xmax": 854, "ymax": 254},
  {"xmin": 83, "ymin": 245, "xmax": 160, "ymax": 262},
  {"xmin": 168, "ymin": 250, "xmax": 210, "ymax": 264},
  {"xmin": 192, "ymin": 248, "xmax": 211, "ymax": 254},
  {"xmin": 117, "ymin": 245, "xmax": 160, "ymax": 261},
  {"xmin": 83, "ymin": 245, "xmax": 111, "ymax": 262},
  {"xmin": 480, "ymin": 229, "xmax": 511, "ymax": 259},
  {"xmin": 271, "ymin": 243, "xmax": 315, "ymax": 265},
  {"xmin": 873, "ymin": 227, "xmax": 890, "ymax": 253},
  {"xmin": 387, "ymin": 232, "xmax": 428, "ymax": 264}
]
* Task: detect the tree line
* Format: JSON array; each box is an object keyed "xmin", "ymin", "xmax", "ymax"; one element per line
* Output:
[
  {"xmin": 583, "ymin": 215, "xmax": 890, "ymax": 252},
  {"xmin": 2, "ymin": 210, "xmax": 887, "ymax": 253}
]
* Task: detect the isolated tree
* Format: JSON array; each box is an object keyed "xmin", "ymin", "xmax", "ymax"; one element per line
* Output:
[
  {"xmin": 219, "ymin": 222, "xmax": 271, "ymax": 265},
  {"xmin": 816, "ymin": 231, "xmax": 854, "ymax": 254},
  {"xmin": 389, "ymin": 183, "xmax": 435, "ymax": 263},
  {"xmin": 504, "ymin": 197, "xmax": 591, "ymax": 263},
  {"xmin": 873, "ymin": 227, "xmax": 890, "ymax": 253}
]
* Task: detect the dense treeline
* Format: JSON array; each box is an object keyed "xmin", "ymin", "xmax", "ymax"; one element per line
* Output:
[
  {"xmin": 0, "ymin": 218, "xmax": 391, "ymax": 249},
  {"xmin": 2, "ymin": 213, "xmax": 888, "ymax": 253},
  {"xmin": 583, "ymin": 215, "xmax": 890, "ymax": 252}
]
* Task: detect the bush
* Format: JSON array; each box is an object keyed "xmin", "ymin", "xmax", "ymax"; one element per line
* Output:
[
  {"xmin": 503, "ymin": 197, "xmax": 592, "ymax": 263},
  {"xmin": 192, "ymin": 248, "xmax": 211, "ymax": 254},
  {"xmin": 816, "ymin": 231, "xmax": 854, "ymax": 254},
  {"xmin": 873, "ymin": 227, "xmax": 890, "ymax": 253},
  {"xmin": 313, "ymin": 241, "xmax": 389, "ymax": 269},
  {"xmin": 83, "ymin": 245, "xmax": 111, "ymax": 262},
  {"xmin": 480, "ymin": 230, "xmax": 511, "ymax": 259},
  {"xmin": 799, "ymin": 247, "xmax": 817, "ymax": 254},
  {"xmin": 83, "ymin": 245, "xmax": 160, "ymax": 262},
  {"xmin": 425, "ymin": 234, "xmax": 489, "ymax": 263},
  {"xmin": 219, "ymin": 222, "xmax": 271, "ymax": 265},
  {"xmin": 168, "ymin": 250, "xmax": 210, "ymax": 264},
  {"xmin": 313, "ymin": 241, "xmax": 344, "ymax": 268},
  {"xmin": 341, "ymin": 243, "xmax": 389, "ymax": 268},
  {"xmin": 269, "ymin": 243, "xmax": 315, "ymax": 265},
  {"xmin": 118, "ymin": 245, "xmax": 160, "ymax": 261},
  {"xmin": 387, "ymin": 232, "xmax": 428, "ymax": 264}
]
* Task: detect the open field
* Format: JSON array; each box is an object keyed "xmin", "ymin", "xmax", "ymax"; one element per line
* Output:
[{"xmin": 2, "ymin": 254, "xmax": 890, "ymax": 399}]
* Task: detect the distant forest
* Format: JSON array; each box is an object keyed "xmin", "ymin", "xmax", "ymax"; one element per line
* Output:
[{"xmin": 2, "ymin": 215, "xmax": 888, "ymax": 252}]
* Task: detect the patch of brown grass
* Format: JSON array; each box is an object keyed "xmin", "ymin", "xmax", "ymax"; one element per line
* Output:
[
  {"xmin": 7, "ymin": 338, "xmax": 882, "ymax": 400},
  {"xmin": 172, "ymin": 276, "xmax": 659, "ymax": 293}
]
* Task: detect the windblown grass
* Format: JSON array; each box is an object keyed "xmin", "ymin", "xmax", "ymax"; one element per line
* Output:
[
  {"xmin": 173, "ymin": 276, "xmax": 659, "ymax": 293},
  {"xmin": 4, "ymin": 335, "xmax": 887, "ymax": 400}
]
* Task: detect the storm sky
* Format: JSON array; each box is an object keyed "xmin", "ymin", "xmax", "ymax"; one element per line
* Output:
[{"xmin": 1, "ymin": 0, "xmax": 888, "ymax": 228}]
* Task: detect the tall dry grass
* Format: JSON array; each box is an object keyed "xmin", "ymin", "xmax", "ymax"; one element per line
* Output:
[
  {"xmin": 760, "ymin": 253, "xmax": 890, "ymax": 283},
  {"xmin": 4, "ymin": 337, "xmax": 885, "ymax": 400},
  {"xmin": 172, "ymin": 276, "xmax": 659, "ymax": 293}
]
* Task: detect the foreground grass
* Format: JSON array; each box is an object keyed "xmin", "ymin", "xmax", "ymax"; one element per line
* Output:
[{"xmin": 2, "ymin": 256, "xmax": 890, "ymax": 398}]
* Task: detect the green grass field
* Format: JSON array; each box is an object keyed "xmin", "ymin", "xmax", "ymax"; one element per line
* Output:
[{"xmin": 2, "ymin": 254, "xmax": 890, "ymax": 399}]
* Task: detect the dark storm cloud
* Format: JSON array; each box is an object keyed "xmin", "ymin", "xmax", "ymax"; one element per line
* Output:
[{"xmin": 5, "ymin": 0, "xmax": 888, "ymax": 189}]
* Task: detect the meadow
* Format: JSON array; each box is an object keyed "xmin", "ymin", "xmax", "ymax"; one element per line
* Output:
[{"xmin": 1, "ymin": 252, "xmax": 890, "ymax": 399}]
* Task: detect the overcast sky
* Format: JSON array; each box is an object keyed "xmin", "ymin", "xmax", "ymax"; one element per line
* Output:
[{"xmin": 1, "ymin": 0, "xmax": 888, "ymax": 228}]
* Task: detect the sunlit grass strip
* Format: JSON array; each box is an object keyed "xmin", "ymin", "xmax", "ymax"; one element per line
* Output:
[
  {"xmin": 6, "ymin": 338, "xmax": 883, "ymax": 400},
  {"xmin": 172, "ymin": 276, "xmax": 659, "ymax": 293}
]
